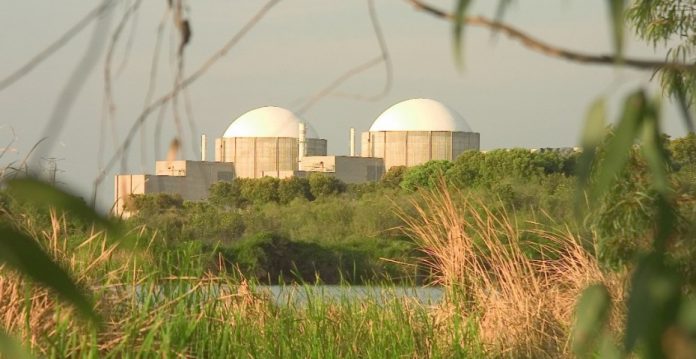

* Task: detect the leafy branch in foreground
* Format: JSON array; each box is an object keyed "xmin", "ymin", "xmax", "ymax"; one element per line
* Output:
[
  {"xmin": 572, "ymin": 90, "xmax": 696, "ymax": 358},
  {"xmin": 0, "ymin": 178, "xmax": 130, "ymax": 355}
]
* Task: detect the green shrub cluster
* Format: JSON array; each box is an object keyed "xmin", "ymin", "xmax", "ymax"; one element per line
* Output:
[{"xmin": 121, "ymin": 134, "xmax": 696, "ymax": 285}]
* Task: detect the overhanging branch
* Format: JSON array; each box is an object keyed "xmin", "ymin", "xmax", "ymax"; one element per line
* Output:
[{"xmin": 406, "ymin": 0, "xmax": 695, "ymax": 72}]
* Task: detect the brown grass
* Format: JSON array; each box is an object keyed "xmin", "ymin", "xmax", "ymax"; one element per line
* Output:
[
  {"xmin": 398, "ymin": 184, "xmax": 626, "ymax": 358},
  {"xmin": 0, "ymin": 210, "xmax": 263, "ymax": 356}
]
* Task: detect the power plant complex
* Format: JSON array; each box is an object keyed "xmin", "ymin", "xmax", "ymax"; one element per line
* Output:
[{"xmin": 114, "ymin": 98, "xmax": 480, "ymax": 215}]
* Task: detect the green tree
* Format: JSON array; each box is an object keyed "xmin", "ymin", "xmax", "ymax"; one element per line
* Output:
[
  {"xmin": 670, "ymin": 132, "xmax": 696, "ymax": 168},
  {"xmin": 381, "ymin": 165, "xmax": 408, "ymax": 188},
  {"xmin": 277, "ymin": 177, "xmax": 313, "ymax": 204},
  {"xmin": 400, "ymin": 160, "xmax": 453, "ymax": 191},
  {"xmin": 308, "ymin": 173, "xmax": 346, "ymax": 198},
  {"xmin": 627, "ymin": 1, "xmax": 696, "ymax": 109},
  {"xmin": 208, "ymin": 181, "xmax": 246, "ymax": 208},
  {"xmin": 446, "ymin": 150, "xmax": 485, "ymax": 188},
  {"xmin": 239, "ymin": 177, "xmax": 280, "ymax": 204}
]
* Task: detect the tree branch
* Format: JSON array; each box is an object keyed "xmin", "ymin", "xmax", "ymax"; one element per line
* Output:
[
  {"xmin": 0, "ymin": 1, "xmax": 115, "ymax": 92},
  {"xmin": 92, "ymin": 0, "xmax": 280, "ymax": 205},
  {"xmin": 406, "ymin": 0, "xmax": 696, "ymax": 71}
]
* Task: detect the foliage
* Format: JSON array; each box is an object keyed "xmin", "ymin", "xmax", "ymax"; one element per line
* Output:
[
  {"xmin": 124, "ymin": 192, "xmax": 183, "ymax": 214},
  {"xmin": 627, "ymin": 1, "xmax": 696, "ymax": 111},
  {"xmin": 219, "ymin": 232, "xmax": 417, "ymax": 284},
  {"xmin": 400, "ymin": 160, "xmax": 453, "ymax": 191},
  {"xmin": 380, "ymin": 165, "xmax": 407, "ymax": 188},
  {"xmin": 307, "ymin": 173, "xmax": 346, "ymax": 198},
  {"xmin": 670, "ymin": 132, "xmax": 696, "ymax": 168},
  {"xmin": 208, "ymin": 180, "xmax": 246, "ymax": 208},
  {"xmin": 572, "ymin": 90, "xmax": 696, "ymax": 358}
]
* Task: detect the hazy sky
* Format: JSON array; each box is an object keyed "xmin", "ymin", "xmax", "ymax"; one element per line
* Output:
[{"xmin": 0, "ymin": 0, "xmax": 689, "ymax": 210}]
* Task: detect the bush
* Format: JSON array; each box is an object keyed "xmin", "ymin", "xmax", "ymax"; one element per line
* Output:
[
  {"xmin": 308, "ymin": 173, "xmax": 346, "ymax": 198},
  {"xmin": 381, "ymin": 166, "xmax": 407, "ymax": 188},
  {"xmin": 278, "ymin": 176, "xmax": 313, "ymax": 204},
  {"xmin": 401, "ymin": 160, "xmax": 453, "ymax": 191}
]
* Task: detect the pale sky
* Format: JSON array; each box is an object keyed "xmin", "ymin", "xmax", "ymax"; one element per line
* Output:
[{"xmin": 0, "ymin": 0, "xmax": 689, "ymax": 210}]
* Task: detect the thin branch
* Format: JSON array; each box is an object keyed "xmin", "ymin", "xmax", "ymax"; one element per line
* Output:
[
  {"xmin": 0, "ymin": 1, "xmax": 115, "ymax": 92},
  {"xmin": 406, "ymin": 0, "xmax": 696, "ymax": 71},
  {"xmin": 92, "ymin": 0, "xmax": 281, "ymax": 204},
  {"xmin": 142, "ymin": 7, "xmax": 173, "ymax": 170},
  {"xmin": 296, "ymin": 57, "xmax": 384, "ymax": 116},
  {"xmin": 295, "ymin": 0, "xmax": 392, "ymax": 114},
  {"xmin": 102, "ymin": 0, "xmax": 144, "ymax": 165},
  {"xmin": 332, "ymin": 0, "xmax": 393, "ymax": 101},
  {"xmin": 33, "ymin": 0, "xmax": 115, "ymax": 170},
  {"xmin": 115, "ymin": 0, "xmax": 142, "ymax": 77}
]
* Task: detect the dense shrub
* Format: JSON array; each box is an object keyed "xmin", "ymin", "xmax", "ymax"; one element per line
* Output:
[
  {"xmin": 308, "ymin": 173, "xmax": 346, "ymax": 198},
  {"xmin": 219, "ymin": 231, "xmax": 419, "ymax": 284},
  {"xmin": 401, "ymin": 160, "xmax": 453, "ymax": 191}
]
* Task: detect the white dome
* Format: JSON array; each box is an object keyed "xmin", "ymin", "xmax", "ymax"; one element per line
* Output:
[
  {"xmin": 369, "ymin": 98, "xmax": 472, "ymax": 132},
  {"xmin": 223, "ymin": 106, "xmax": 318, "ymax": 138}
]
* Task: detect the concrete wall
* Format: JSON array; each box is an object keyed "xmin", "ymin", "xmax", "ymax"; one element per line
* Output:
[
  {"xmin": 114, "ymin": 161, "xmax": 234, "ymax": 217},
  {"xmin": 361, "ymin": 131, "xmax": 480, "ymax": 170},
  {"xmin": 215, "ymin": 137, "xmax": 327, "ymax": 178},
  {"xmin": 299, "ymin": 156, "xmax": 384, "ymax": 184},
  {"xmin": 113, "ymin": 174, "xmax": 148, "ymax": 217}
]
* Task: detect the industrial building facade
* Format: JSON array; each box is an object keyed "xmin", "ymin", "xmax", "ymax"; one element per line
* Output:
[{"xmin": 114, "ymin": 98, "xmax": 481, "ymax": 216}]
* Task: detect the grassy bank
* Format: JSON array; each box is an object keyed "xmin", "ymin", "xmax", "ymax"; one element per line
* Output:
[
  {"xmin": 0, "ymin": 213, "xmax": 482, "ymax": 358},
  {"xmin": 2, "ymin": 189, "xmax": 623, "ymax": 358}
]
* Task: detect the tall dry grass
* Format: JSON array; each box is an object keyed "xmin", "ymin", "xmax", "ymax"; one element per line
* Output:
[
  {"xmin": 0, "ymin": 210, "xmax": 265, "ymax": 357},
  {"xmin": 399, "ymin": 184, "xmax": 626, "ymax": 358}
]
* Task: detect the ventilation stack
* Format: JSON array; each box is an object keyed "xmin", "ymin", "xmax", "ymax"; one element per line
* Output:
[
  {"xmin": 200, "ymin": 134, "xmax": 207, "ymax": 161},
  {"xmin": 298, "ymin": 122, "xmax": 307, "ymax": 162},
  {"xmin": 350, "ymin": 128, "xmax": 355, "ymax": 156}
]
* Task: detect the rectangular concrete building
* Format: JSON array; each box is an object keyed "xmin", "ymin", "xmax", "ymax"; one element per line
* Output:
[
  {"xmin": 299, "ymin": 155, "xmax": 384, "ymax": 183},
  {"xmin": 114, "ymin": 160, "xmax": 234, "ymax": 217}
]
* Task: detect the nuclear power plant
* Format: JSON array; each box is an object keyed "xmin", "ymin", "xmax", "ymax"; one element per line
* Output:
[{"xmin": 114, "ymin": 98, "xmax": 480, "ymax": 216}]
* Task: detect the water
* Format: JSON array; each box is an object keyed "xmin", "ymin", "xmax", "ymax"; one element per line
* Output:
[
  {"xmin": 132, "ymin": 284, "xmax": 445, "ymax": 307},
  {"xmin": 257, "ymin": 285, "xmax": 445, "ymax": 306}
]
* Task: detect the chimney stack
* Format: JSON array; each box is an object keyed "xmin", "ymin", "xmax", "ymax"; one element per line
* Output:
[
  {"xmin": 350, "ymin": 128, "xmax": 355, "ymax": 156},
  {"xmin": 298, "ymin": 122, "xmax": 306, "ymax": 162},
  {"xmin": 201, "ymin": 134, "xmax": 207, "ymax": 161}
]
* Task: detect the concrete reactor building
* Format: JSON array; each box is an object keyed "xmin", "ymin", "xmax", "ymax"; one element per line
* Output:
[
  {"xmin": 114, "ymin": 98, "xmax": 480, "ymax": 216},
  {"xmin": 362, "ymin": 98, "xmax": 480, "ymax": 170},
  {"xmin": 214, "ymin": 106, "xmax": 327, "ymax": 178}
]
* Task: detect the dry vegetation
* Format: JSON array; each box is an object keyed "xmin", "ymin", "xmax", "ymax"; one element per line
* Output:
[{"xmin": 399, "ymin": 184, "xmax": 628, "ymax": 357}]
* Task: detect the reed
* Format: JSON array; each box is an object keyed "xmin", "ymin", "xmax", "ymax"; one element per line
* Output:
[
  {"xmin": 1, "ymin": 210, "xmax": 484, "ymax": 358},
  {"xmin": 398, "ymin": 183, "xmax": 626, "ymax": 357}
]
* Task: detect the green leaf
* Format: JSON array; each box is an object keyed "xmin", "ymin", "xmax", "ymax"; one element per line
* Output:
[
  {"xmin": 452, "ymin": 0, "xmax": 473, "ymax": 68},
  {"xmin": 577, "ymin": 98, "xmax": 607, "ymax": 192},
  {"xmin": 0, "ymin": 329, "xmax": 33, "ymax": 359},
  {"xmin": 624, "ymin": 254, "xmax": 681, "ymax": 356},
  {"xmin": 6, "ymin": 178, "xmax": 120, "ymax": 235},
  {"xmin": 678, "ymin": 297, "xmax": 696, "ymax": 336},
  {"xmin": 606, "ymin": 0, "xmax": 626, "ymax": 61},
  {"xmin": 0, "ymin": 224, "xmax": 98, "ymax": 322},
  {"xmin": 639, "ymin": 98, "xmax": 677, "ymax": 253},
  {"xmin": 572, "ymin": 284, "xmax": 612, "ymax": 357},
  {"xmin": 6, "ymin": 178, "xmax": 107, "ymax": 227},
  {"xmin": 672, "ymin": 71, "xmax": 695, "ymax": 133},
  {"xmin": 492, "ymin": 0, "xmax": 513, "ymax": 38},
  {"xmin": 640, "ymin": 98, "xmax": 669, "ymax": 193},
  {"xmin": 591, "ymin": 90, "xmax": 646, "ymax": 201}
]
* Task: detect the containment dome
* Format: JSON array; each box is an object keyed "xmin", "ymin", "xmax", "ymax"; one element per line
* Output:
[
  {"xmin": 223, "ymin": 106, "xmax": 318, "ymax": 138},
  {"xmin": 369, "ymin": 98, "xmax": 472, "ymax": 132}
]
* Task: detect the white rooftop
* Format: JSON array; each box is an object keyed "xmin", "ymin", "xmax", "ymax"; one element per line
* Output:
[
  {"xmin": 369, "ymin": 98, "xmax": 472, "ymax": 132},
  {"xmin": 223, "ymin": 106, "xmax": 318, "ymax": 138}
]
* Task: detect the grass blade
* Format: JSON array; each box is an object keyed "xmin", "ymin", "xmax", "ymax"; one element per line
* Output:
[{"xmin": 0, "ymin": 224, "xmax": 98, "ymax": 322}]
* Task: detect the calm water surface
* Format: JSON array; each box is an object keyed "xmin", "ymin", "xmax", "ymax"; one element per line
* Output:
[{"xmin": 257, "ymin": 285, "xmax": 445, "ymax": 306}]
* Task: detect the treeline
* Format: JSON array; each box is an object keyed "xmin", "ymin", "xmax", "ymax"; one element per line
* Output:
[
  {"xmin": 5, "ymin": 134, "xmax": 692, "ymax": 284},
  {"xmin": 122, "ymin": 133, "xmax": 696, "ymax": 284},
  {"xmin": 123, "ymin": 147, "xmax": 588, "ymax": 284}
]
